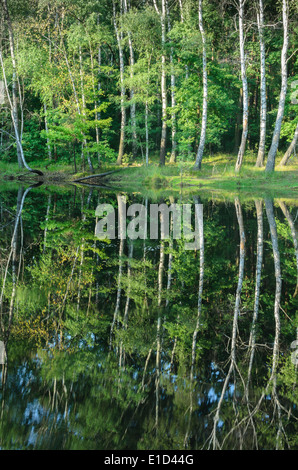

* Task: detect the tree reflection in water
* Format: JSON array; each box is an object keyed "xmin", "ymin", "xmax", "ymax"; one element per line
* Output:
[{"xmin": 0, "ymin": 186, "xmax": 297, "ymax": 450}]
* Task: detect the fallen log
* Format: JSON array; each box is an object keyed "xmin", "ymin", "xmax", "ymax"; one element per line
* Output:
[{"xmin": 72, "ymin": 170, "xmax": 121, "ymax": 183}]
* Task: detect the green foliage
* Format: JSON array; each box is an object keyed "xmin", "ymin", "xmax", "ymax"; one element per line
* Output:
[{"xmin": 1, "ymin": 0, "xmax": 297, "ymax": 170}]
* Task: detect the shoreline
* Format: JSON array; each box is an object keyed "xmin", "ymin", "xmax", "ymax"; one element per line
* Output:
[{"xmin": 1, "ymin": 157, "xmax": 298, "ymax": 200}]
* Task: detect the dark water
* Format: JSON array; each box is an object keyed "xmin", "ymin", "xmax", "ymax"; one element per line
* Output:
[{"xmin": 0, "ymin": 183, "xmax": 298, "ymax": 450}]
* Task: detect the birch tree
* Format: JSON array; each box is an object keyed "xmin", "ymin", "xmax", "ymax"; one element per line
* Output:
[
  {"xmin": 113, "ymin": 0, "xmax": 126, "ymax": 165},
  {"xmin": 123, "ymin": 0, "xmax": 137, "ymax": 158},
  {"xmin": 209, "ymin": 198, "xmax": 245, "ymax": 449},
  {"xmin": 153, "ymin": 0, "xmax": 167, "ymax": 166},
  {"xmin": 166, "ymin": 0, "xmax": 177, "ymax": 164},
  {"xmin": 255, "ymin": 0, "xmax": 267, "ymax": 167},
  {"xmin": 194, "ymin": 0, "xmax": 208, "ymax": 170},
  {"xmin": 235, "ymin": 0, "xmax": 249, "ymax": 173},
  {"xmin": 0, "ymin": 0, "xmax": 43, "ymax": 175},
  {"xmin": 246, "ymin": 200, "xmax": 263, "ymax": 393},
  {"xmin": 264, "ymin": 199, "xmax": 281, "ymax": 390},
  {"xmin": 1, "ymin": 0, "xmax": 22, "ymax": 168},
  {"xmin": 265, "ymin": 0, "xmax": 289, "ymax": 172}
]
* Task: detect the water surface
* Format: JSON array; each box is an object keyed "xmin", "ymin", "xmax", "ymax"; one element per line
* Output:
[{"xmin": 0, "ymin": 184, "xmax": 298, "ymax": 450}]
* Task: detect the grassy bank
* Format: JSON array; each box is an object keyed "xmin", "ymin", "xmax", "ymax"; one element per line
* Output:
[
  {"xmin": 102, "ymin": 153, "xmax": 298, "ymax": 198},
  {"xmin": 1, "ymin": 153, "xmax": 298, "ymax": 199}
]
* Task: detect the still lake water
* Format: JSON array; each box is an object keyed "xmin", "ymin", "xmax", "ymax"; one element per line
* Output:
[{"xmin": 0, "ymin": 183, "xmax": 298, "ymax": 450}]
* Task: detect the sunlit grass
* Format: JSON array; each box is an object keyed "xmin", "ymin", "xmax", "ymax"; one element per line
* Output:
[
  {"xmin": 102, "ymin": 151, "xmax": 298, "ymax": 201},
  {"xmin": 1, "ymin": 151, "xmax": 298, "ymax": 199}
]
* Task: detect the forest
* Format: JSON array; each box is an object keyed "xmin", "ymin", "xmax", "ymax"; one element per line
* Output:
[{"xmin": 0, "ymin": 0, "xmax": 298, "ymax": 180}]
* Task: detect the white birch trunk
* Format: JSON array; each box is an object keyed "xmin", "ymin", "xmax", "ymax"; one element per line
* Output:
[
  {"xmin": 212, "ymin": 198, "xmax": 245, "ymax": 448},
  {"xmin": 79, "ymin": 46, "xmax": 94, "ymax": 173},
  {"xmin": 235, "ymin": 0, "xmax": 249, "ymax": 173},
  {"xmin": 190, "ymin": 200, "xmax": 204, "ymax": 381},
  {"xmin": 194, "ymin": 0, "xmax": 208, "ymax": 170},
  {"xmin": 265, "ymin": 0, "xmax": 289, "ymax": 172},
  {"xmin": 156, "ymin": 210, "xmax": 165, "ymax": 430},
  {"xmin": 264, "ymin": 199, "xmax": 281, "ymax": 379},
  {"xmin": 95, "ymin": 41, "xmax": 102, "ymax": 165},
  {"xmin": 159, "ymin": 0, "xmax": 167, "ymax": 166},
  {"xmin": 113, "ymin": 1, "xmax": 126, "ymax": 165},
  {"xmin": 0, "ymin": 50, "xmax": 42, "ymax": 174},
  {"xmin": 145, "ymin": 55, "xmax": 152, "ymax": 167},
  {"xmin": 247, "ymin": 200, "xmax": 263, "ymax": 387},
  {"xmin": 123, "ymin": 0, "xmax": 137, "ymax": 157},
  {"xmin": 145, "ymin": 99, "xmax": 149, "ymax": 166},
  {"xmin": 1, "ymin": 0, "xmax": 42, "ymax": 172},
  {"xmin": 166, "ymin": 0, "xmax": 177, "ymax": 164},
  {"xmin": 109, "ymin": 194, "xmax": 126, "ymax": 348},
  {"xmin": 251, "ymin": 200, "xmax": 263, "ymax": 344},
  {"xmin": 2, "ymin": 0, "xmax": 23, "ymax": 168},
  {"xmin": 89, "ymin": 26, "xmax": 101, "ymax": 165},
  {"xmin": 256, "ymin": 0, "xmax": 267, "ymax": 167}
]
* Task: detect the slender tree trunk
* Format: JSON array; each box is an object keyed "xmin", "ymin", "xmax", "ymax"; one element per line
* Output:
[
  {"xmin": 166, "ymin": 207, "xmax": 173, "ymax": 308},
  {"xmin": 97, "ymin": 44, "xmax": 102, "ymax": 165},
  {"xmin": 212, "ymin": 199, "xmax": 244, "ymax": 449},
  {"xmin": 44, "ymin": 103, "xmax": 52, "ymax": 161},
  {"xmin": 169, "ymin": 71, "xmax": 177, "ymax": 164},
  {"xmin": 234, "ymin": 89, "xmax": 242, "ymax": 153},
  {"xmin": 166, "ymin": 0, "xmax": 177, "ymax": 164},
  {"xmin": 123, "ymin": 0, "xmax": 137, "ymax": 158},
  {"xmin": 89, "ymin": 29, "xmax": 101, "ymax": 166},
  {"xmin": 248, "ymin": 200, "xmax": 263, "ymax": 359},
  {"xmin": 113, "ymin": 0, "xmax": 126, "ymax": 165},
  {"xmin": 266, "ymin": 0, "xmax": 289, "ymax": 172},
  {"xmin": 235, "ymin": 0, "xmax": 249, "ymax": 173},
  {"xmin": 145, "ymin": 54, "xmax": 152, "ymax": 167},
  {"xmin": 43, "ymin": 195, "xmax": 52, "ymax": 254},
  {"xmin": 79, "ymin": 46, "xmax": 94, "ymax": 173},
  {"xmin": 109, "ymin": 194, "xmax": 126, "ymax": 348},
  {"xmin": 264, "ymin": 199, "xmax": 281, "ymax": 378},
  {"xmin": 145, "ymin": 99, "xmax": 149, "ymax": 166},
  {"xmin": 1, "ymin": 0, "xmax": 42, "ymax": 173},
  {"xmin": 0, "ymin": 185, "xmax": 33, "ymax": 311},
  {"xmin": 58, "ymin": 23, "xmax": 92, "ymax": 173},
  {"xmin": 256, "ymin": 0, "xmax": 266, "ymax": 167},
  {"xmin": 234, "ymin": 197, "xmax": 246, "ymax": 316},
  {"xmin": 155, "ymin": 209, "xmax": 165, "ymax": 430},
  {"xmin": 159, "ymin": 0, "xmax": 167, "ymax": 166},
  {"xmin": 0, "ymin": 50, "xmax": 43, "ymax": 175},
  {"xmin": 279, "ymin": 121, "xmax": 298, "ymax": 166},
  {"xmin": 119, "ymin": 241, "xmax": 134, "ymax": 368},
  {"xmin": 194, "ymin": 0, "xmax": 208, "ymax": 170},
  {"xmin": 1, "ymin": 0, "xmax": 23, "ymax": 168},
  {"xmin": 247, "ymin": 200, "xmax": 263, "ymax": 389},
  {"xmin": 190, "ymin": 199, "xmax": 204, "ymax": 381}
]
